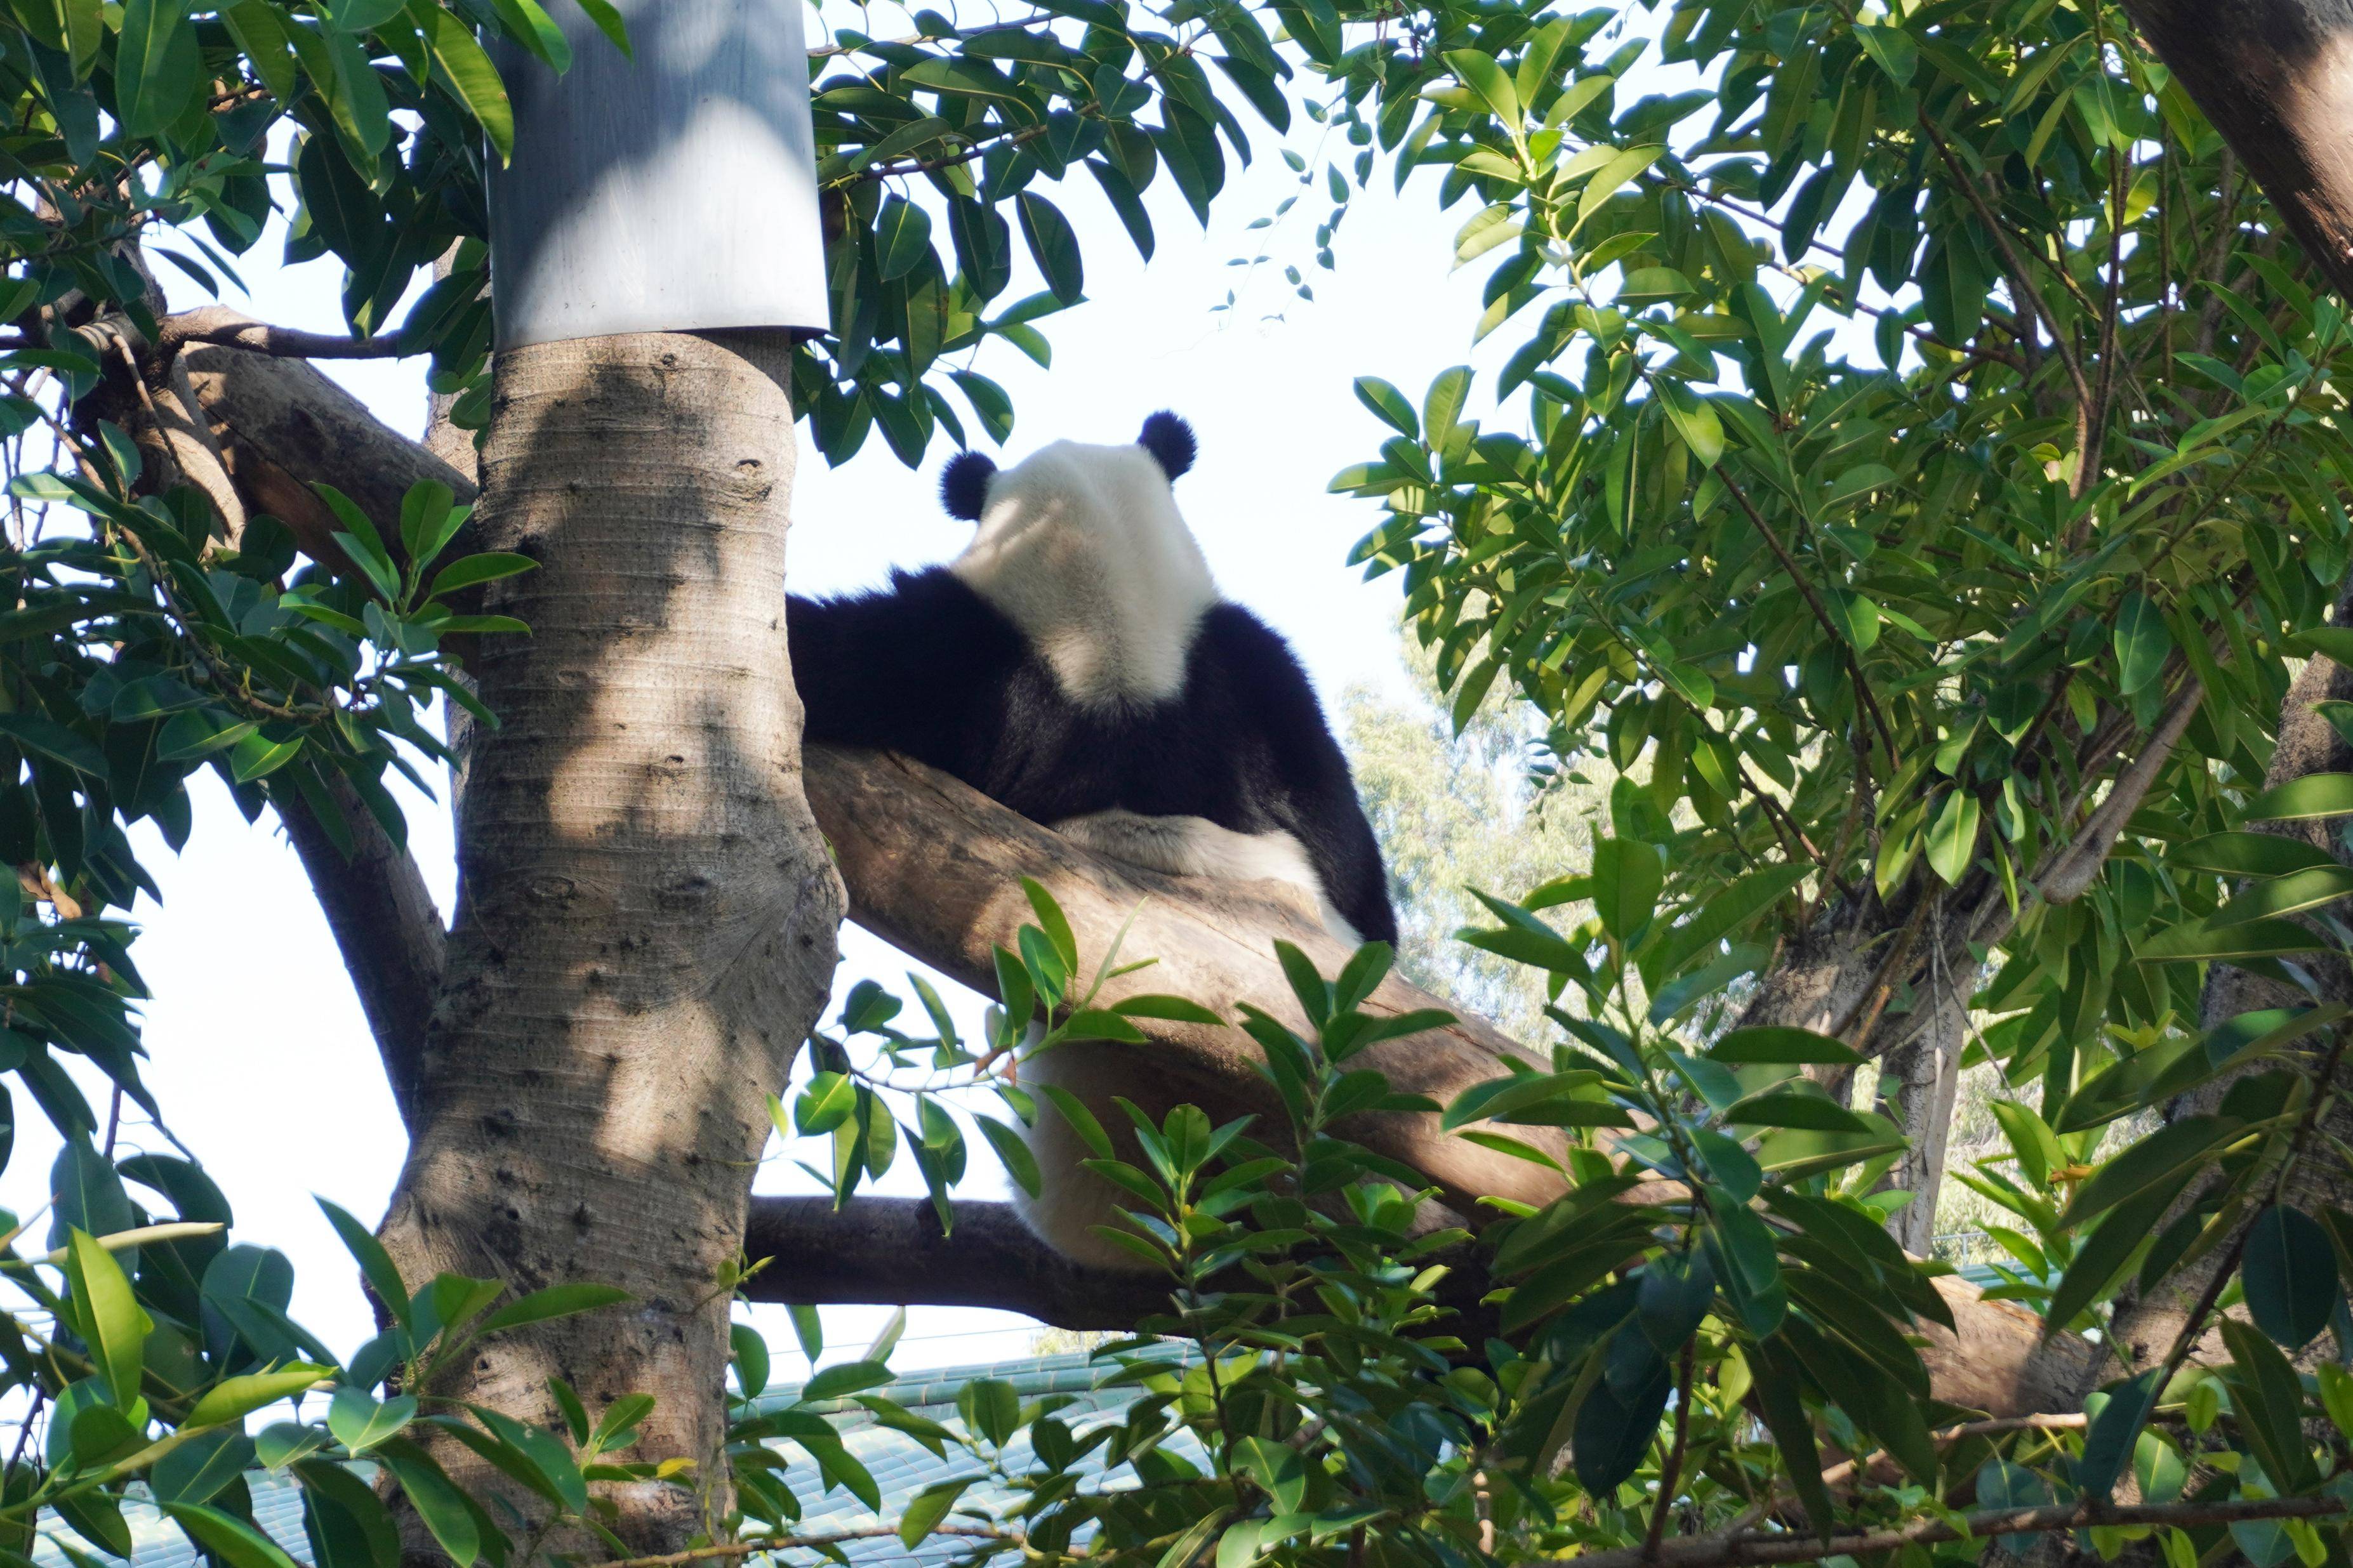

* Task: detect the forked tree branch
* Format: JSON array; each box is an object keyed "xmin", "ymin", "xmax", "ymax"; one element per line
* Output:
[{"xmin": 182, "ymin": 342, "xmax": 2099, "ymax": 1421}]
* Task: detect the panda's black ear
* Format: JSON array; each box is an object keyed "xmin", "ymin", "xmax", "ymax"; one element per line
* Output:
[
  {"xmin": 1138, "ymin": 411, "xmax": 1196, "ymax": 482},
  {"xmin": 940, "ymin": 451, "xmax": 997, "ymax": 522}
]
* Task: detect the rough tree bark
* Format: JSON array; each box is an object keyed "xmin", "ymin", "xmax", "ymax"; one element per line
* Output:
[{"xmin": 370, "ymin": 331, "xmax": 844, "ymax": 1552}]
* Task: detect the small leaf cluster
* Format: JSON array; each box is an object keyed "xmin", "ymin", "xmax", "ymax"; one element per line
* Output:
[{"xmin": 0, "ymin": 1140, "xmax": 640, "ymax": 1568}]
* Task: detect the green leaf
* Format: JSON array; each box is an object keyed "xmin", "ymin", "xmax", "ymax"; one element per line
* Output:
[
  {"xmin": 1353, "ymin": 378, "xmax": 1417, "ymax": 437},
  {"xmin": 185, "ymin": 1366, "xmax": 335, "ymax": 1430},
  {"xmin": 409, "ymin": 0, "xmax": 514, "ymax": 161},
  {"xmin": 571, "ymin": 0, "xmax": 630, "ymax": 56},
  {"xmin": 1111, "ymin": 994, "xmax": 1224, "ymax": 1025},
  {"xmin": 2243, "ymin": 1204, "xmax": 2342, "ymax": 1350},
  {"xmin": 2220, "ymin": 1319, "xmax": 2317, "ymax": 1490},
  {"xmin": 875, "ymin": 196, "xmax": 934, "ymax": 284},
  {"xmin": 315, "ymin": 1198, "xmax": 411, "ymax": 1328},
  {"xmin": 295, "ymin": 1457, "xmax": 402, "ymax": 1568},
  {"xmin": 2168, "ymin": 832, "xmax": 2339, "ymax": 878},
  {"xmin": 1591, "ymin": 839, "xmax": 1662, "ymax": 942},
  {"xmin": 802, "ymin": 1359, "xmax": 894, "ymax": 1400},
  {"xmin": 373, "ymin": 1439, "xmax": 479, "ymax": 1567},
  {"xmin": 116, "ymin": 0, "xmax": 199, "ymax": 140},
  {"xmin": 1658, "ymin": 382, "xmax": 1723, "ymax": 466},
  {"xmin": 1575, "ymin": 144, "xmax": 1664, "ymax": 231},
  {"xmin": 1442, "ymin": 49, "xmax": 1520, "ymax": 125},
  {"xmin": 2058, "ymin": 1116, "xmax": 2242, "ymax": 1230},
  {"xmin": 2077, "ymin": 1369, "xmax": 2163, "ymax": 1502},
  {"xmin": 1019, "ymin": 877, "xmax": 1078, "ymax": 973},
  {"xmin": 1423, "ymin": 366, "xmax": 1473, "ymax": 449},
  {"xmin": 1750, "ymin": 1341, "xmax": 1831, "ymax": 1538},
  {"xmin": 327, "ymin": 1386, "xmax": 416, "ymax": 1453},
  {"xmin": 1853, "ymin": 20, "xmax": 1916, "ymax": 84},
  {"xmin": 2044, "ymin": 1172, "xmax": 2187, "ymax": 1334},
  {"xmin": 475, "ymin": 1283, "xmax": 630, "ymax": 1335},
  {"xmin": 1016, "ymin": 193, "xmax": 1084, "ymax": 305},
  {"xmin": 65, "ymin": 1227, "xmax": 150, "ymax": 1409},
  {"xmin": 974, "ymin": 1115, "xmax": 1041, "ymax": 1198},
  {"xmin": 1926, "ymin": 790, "xmax": 1980, "ymax": 885},
  {"xmin": 1989, "ymin": 1100, "xmax": 2065, "ymax": 1189},
  {"xmin": 731, "ymin": 1322, "xmax": 769, "ymax": 1399},
  {"xmin": 163, "ymin": 1503, "xmax": 301, "ymax": 1568},
  {"xmin": 793, "ymin": 1073, "xmax": 856, "ymax": 1135},
  {"xmin": 898, "ymin": 1479, "xmax": 972, "ymax": 1549},
  {"xmin": 2244, "ymin": 772, "xmax": 2353, "ymax": 821},
  {"xmin": 484, "ymin": 0, "xmax": 570, "ymax": 70},
  {"xmin": 2135, "ymin": 915, "xmax": 2331, "ymax": 964},
  {"xmin": 427, "ymin": 553, "xmax": 538, "ymax": 601},
  {"xmin": 2114, "ymin": 591, "xmax": 2171, "ymax": 697},
  {"xmin": 1722, "ymin": 1089, "xmax": 1873, "ymax": 1133},
  {"xmin": 2207, "ymin": 864, "xmax": 2353, "ymax": 928},
  {"xmin": 0, "ymin": 711, "xmax": 108, "ymax": 775},
  {"xmin": 1707, "ymin": 1027, "xmax": 1860, "ymax": 1066},
  {"xmin": 1040, "ymin": 1085, "xmax": 1111, "ymax": 1159}
]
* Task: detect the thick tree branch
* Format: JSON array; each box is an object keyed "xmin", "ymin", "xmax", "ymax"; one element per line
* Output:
[
  {"xmin": 2121, "ymin": 0, "xmax": 2353, "ymax": 300},
  {"xmin": 743, "ymin": 1196, "xmax": 1169, "ymax": 1324},
  {"xmin": 180, "ymin": 338, "xmax": 477, "ymax": 574},
  {"xmin": 801, "ymin": 742, "xmax": 1565, "ymax": 1218},
  {"xmin": 272, "ymin": 770, "xmax": 444, "ymax": 1130}
]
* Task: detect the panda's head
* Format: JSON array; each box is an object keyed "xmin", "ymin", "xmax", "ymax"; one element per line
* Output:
[
  {"xmin": 938, "ymin": 411, "xmax": 1196, "ymax": 524},
  {"xmin": 941, "ymin": 412, "xmax": 1216, "ymax": 706}
]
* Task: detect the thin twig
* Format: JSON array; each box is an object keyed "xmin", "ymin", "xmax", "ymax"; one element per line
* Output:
[
  {"xmin": 1918, "ymin": 111, "xmax": 2094, "ymax": 415},
  {"xmin": 1710, "ymin": 464, "xmax": 1897, "ymax": 771},
  {"xmin": 1644, "ymin": 1341, "xmax": 1699, "ymax": 1560},
  {"xmin": 1815, "ymin": 1413, "xmax": 2086, "ymax": 1489}
]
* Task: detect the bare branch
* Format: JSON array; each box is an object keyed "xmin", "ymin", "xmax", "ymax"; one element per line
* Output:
[
  {"xmin": 801, "ymin": 742, "xmax": 1565, "ymax": 1220},
  {"xmin": 744, "ymin": 1196, "xmax": 1163, "ymax": 1325},
  {"xmin": 180, "ymin": 338, "xmax": 477, "ymax": 574},
  {"xmin": 2038, "ymin": 680, "xmax": 2204, "ymax": 903},
  {"xmin": 158, "ymin": 306, "xmax": 406, "ymax": 363},
  {"xmin": 274, "ymin": 771, "xmax": 444, "ymax": 1131}
]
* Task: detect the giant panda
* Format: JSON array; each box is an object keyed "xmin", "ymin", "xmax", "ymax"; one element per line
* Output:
[{"xmin": 785, "ymin": 412, "xmax": 1397, "ymax": 1268}]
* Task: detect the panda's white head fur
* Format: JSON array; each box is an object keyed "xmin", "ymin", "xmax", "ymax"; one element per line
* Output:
[{"xmin": 942, "ymin": 413, "xmax": 1217, "ymax": 708}]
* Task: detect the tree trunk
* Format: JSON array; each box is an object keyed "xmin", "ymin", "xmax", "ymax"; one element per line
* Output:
[
  {"xmin": 1875, "ymin": 991, "xmax": 1969, "ymax": 1256},
  {"xmin": 374, "ymin": 330, "xmax": 844, "ymax": 1552},
  {"xmin": 2120, "ymin": 1, "xmax": 2353, "ymax": 300}
]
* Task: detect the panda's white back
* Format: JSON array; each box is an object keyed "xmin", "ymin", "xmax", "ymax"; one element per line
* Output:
[{"xmin": 948, "ymin": 439, "xmax": 1218, "ymax": 708}]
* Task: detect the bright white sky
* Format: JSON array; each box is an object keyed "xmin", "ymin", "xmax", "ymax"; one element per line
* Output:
[{"xmin": 0, "ymin": 44, "xmax": 1575, "ymax": 1388}]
